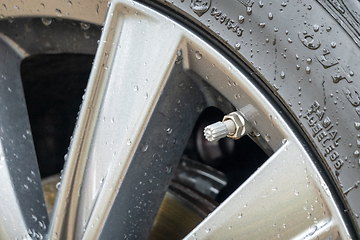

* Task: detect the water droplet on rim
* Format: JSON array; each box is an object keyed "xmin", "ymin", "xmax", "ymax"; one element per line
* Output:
[
  {"xmin": 195, "ymin": 51, "xmax": 202, "ymax": 60},
  {"xmin": 80, "ymin": 22, "xmax": 90, "ymax": 30},
  {"xmin": 41, "ymin": 17, "xmax": 52, "ymax": 26},
  {"xmin": 55, "ymin": 9, "xmax": 62, "ymax": 17},
  {"xmin": 265, "ymin": 134, "xmax": 271, "ymax": 142}
]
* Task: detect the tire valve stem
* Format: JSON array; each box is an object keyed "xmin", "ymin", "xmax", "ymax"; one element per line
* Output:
[{"xmin": 204, "ymin": 111, "xmax": 249, "ymax": 142}]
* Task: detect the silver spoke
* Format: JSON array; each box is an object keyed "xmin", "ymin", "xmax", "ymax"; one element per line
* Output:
[
  {"xmin": 49, "ymin": 2, "xmax": 207, "ymax": 239},
  {"xmin": 184, "ymin": 140, "xmax": 350, "ymax": 239},
  {"xmin": 0, "ymin": 37, "xmax": 48, "ymax": 238}
]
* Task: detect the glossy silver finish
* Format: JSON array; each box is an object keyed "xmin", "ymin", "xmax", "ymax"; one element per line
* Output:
[
  {"xmin": 49, "ymin": 2, "xmax": 209, "ymax": 238},
  {"xmin": 0, "ymin": 37, "xmax": 48, "ymax": 239},
  {"xmin": 204, "ymin": 120, "xmax": 236, "ymax": 142},
  {"xmin": 184, "ymin": 140, "xmax": 349, "ymax": 239},
  {"xmin": 204, "ymin": 110, "xmax": 250, "ymax": 141},
  {"xmin": 223, "ymin": 111, "xmax": 247, "ymax": 140},
  {"xmin": 0, "ymin": 0, "xmax": 355, "ymax": 239}
]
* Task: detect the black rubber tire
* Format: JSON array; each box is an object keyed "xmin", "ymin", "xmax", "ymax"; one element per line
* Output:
[{"xmin": 151, "ymin": 0, "xmax": 360, "ymax": 236}]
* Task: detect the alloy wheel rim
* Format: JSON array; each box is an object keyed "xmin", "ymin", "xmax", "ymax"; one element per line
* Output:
[{"xmin": 0, "ymin": 0, "xmax": 355, "ymax": 239}]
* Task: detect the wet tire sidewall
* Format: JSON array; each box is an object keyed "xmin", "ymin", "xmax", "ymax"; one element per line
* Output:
[{"xmin": 154, "ymin": 0, "xmax": 360, "ymax": 233}]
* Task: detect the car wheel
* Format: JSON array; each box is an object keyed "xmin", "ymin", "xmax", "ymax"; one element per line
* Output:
[{"xmin": 0, "ymin": 0, "xmax": 359, "ymax": 239}]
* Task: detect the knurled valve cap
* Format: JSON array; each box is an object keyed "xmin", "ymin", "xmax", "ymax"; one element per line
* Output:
[{"xmin": 204, "ymin": 119, "xmax": 236, "ymax": 142}]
